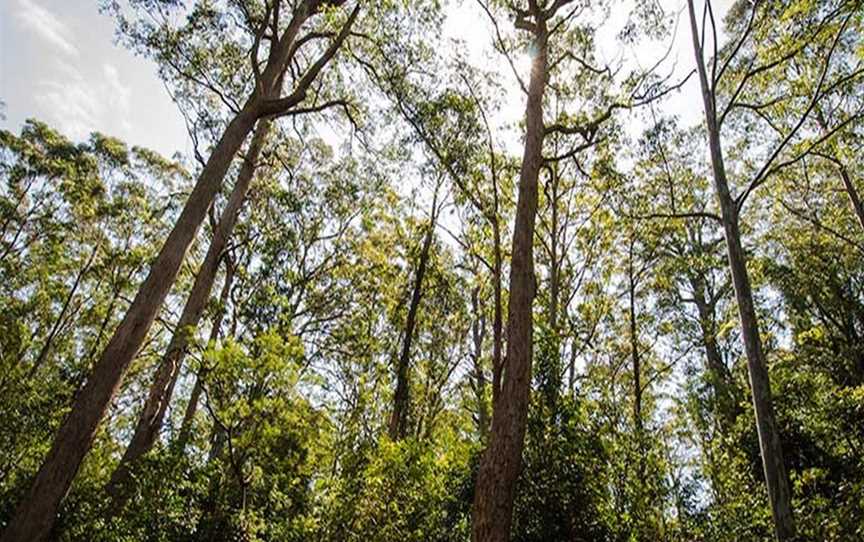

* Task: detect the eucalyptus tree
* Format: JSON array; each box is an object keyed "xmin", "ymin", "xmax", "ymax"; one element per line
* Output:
[
  {"xmin": 686, "ymin": 1, "xmax": 862, "ymax": 538},
  {"xmin": 1, "ymin": 1, "xmax": 363, "ymax": 539},
  {"xmin": 388, "ymin": 181, "xmax": 444, "ymax": 440},
  {"xmin": 174, "ymin": 252, "xmax": 235, "ymax": 454},
  {"xmin": 347, "ymin": 12, "xmax": 511, "ymax": 437},
  {"xmin": 469, "ymin": 1, "xmax": 684, "ymax": 537},
  {"xmin": 0, "ymin": 122, "xmax": 185, "ymax": 510},
  {"xmin": 106, "ymin": 120, "xmax": 273, "ymax": 513},
  {"xmin": 632, "ymin": 119, "xmax": 742, "ymax": 431}
]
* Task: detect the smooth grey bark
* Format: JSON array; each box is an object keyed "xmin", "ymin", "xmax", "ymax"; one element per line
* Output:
[{"xmin": 687, "ymin": 2, "xmax": 795, "ymax": 539}]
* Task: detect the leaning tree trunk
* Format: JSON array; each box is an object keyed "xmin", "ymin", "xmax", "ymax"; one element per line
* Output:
[
  {"xmin": 389, "ymin": 190, "xmax": 438, "ymax": 440},
  {"xmin": 0, "ymin": 3, "xmax": 360, "ymax": 535},
  {"xmin": 174, "ymin": 255, "xmax": 234, "ymax": 455},
  {"xmin": 0, "ymin": 104, "xmax": 260, "ymax": 542},
  {"xmin": 105, "ymin": 120, "xmax": 271, "ymax": 512},
  {"xmin": 687, "ymin": 2, "xmax": 795, "ymax": 539},
  {"xmin": 471, "ymin": 20, "xmax": 548, "ymax": 542}
]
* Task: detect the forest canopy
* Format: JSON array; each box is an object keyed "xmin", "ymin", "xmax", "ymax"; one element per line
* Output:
[{"xmin": 1, "ymin": 0, "xmax": 863, "ymax": 541}]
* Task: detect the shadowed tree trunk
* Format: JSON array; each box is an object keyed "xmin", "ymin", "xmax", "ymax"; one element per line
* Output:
[
  {"xmin": 471, "ymin": 9, "xmax": 549, "ymax": 540},
  {"xmin": 105, "ymin": 120, "xmax": 271, "ymax": 512},
  {"xmin": 470, "ymin": 286, "xmax": 490, "ymax": 439},
  {"xmin": 687, "ymin": 2, "xmax": 795, "ymax": 539},
  {"xmin": 174, "ymin": 251, "xmax": 234, "ymax": 454},
  {"xmin": 389, "ymin": 187, "xmax": 440, "ymax": 440},
  {"xmin": 627, "ymin": 239, "xmax": 645, "ymax": 481},
  {"xmin": 174, "ymin": 252, "xmax": 234, "ymax": 455},
  {"xmin": 687, "ymin": 272, "xmax": 741, "ymax": 429}
]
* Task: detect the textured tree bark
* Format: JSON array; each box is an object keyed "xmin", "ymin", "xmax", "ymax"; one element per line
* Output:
[
  {"xmin": 471, "ymin": 16, "xmax": 548, "ymax": 542},
  {"xmin": 1, "ymin": 2, "xmax": 359, "ymax": 535},
  {"xmin": 687, "ymin": 2, "xmax": 795, "ymax": 539},
  {"xmin": 389, "ymin": 190, "xmax": 438, "ymax": 440},
  {"xmin": 0, "ymin": 105, "xmax": 259, "ymax": 542},
  {"xmin": 105, "ymin": 120, "xmax": 270, "ymax": 512}
]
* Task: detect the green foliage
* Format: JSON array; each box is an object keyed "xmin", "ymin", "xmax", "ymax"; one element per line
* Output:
[
  {"xmin": 317, "ymin": 437, "xmax": 473, "ymax": 542},
  {"xmin": 4, "ymin": 0, "xmax": 863, "ymax": 540}
]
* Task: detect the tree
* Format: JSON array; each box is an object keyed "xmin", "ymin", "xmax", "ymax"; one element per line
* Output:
[
  {"xmin": 106, "ymin": 119, "xmax": 272, "ymax": 512},
  {"xmin": 1, "ymin": 2, "xmax": 360, "ymax": 539},
  {"xmin": 686, "ymin": 1, "xmax": 861, "ymax": 538},
  {"xmin": 388, "ymin": 182, "xmax": 443, "ymax": 440}
]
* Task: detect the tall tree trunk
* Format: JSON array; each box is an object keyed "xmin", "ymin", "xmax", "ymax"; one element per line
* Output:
[
  {"xmin": 545, "ymin": 168, "xmax": 562, "ymax": 404},
  {"xmin": 389, "ymin": 189, "xmax": 439, "ymax": 440},
  {"xmin": 687, "ymin": 3, "xmax": 795, "ymax": 539},
  {"xmin": 627, "ymin": 241, "xmax": 645, "ymax": 480},
  {"xmin": 105, "ymin": 120, "xmax": 270, "ymax": 511},
  {"xmin": 472, "ymin": 17, "xmax": 548, "ymax": 542},
  {"xmin": 490, "ymin": 218, "xmax": 504, "ymax": 407},
  {"xmin": 548, "ymin": 173, "xmax": 560, "ymax": 335},
  {"xmin": 0, "ymin": 1, "xmax": 358, "ymax": 534},
  {"xmin": 470, "ymin": 286, "xmax": 490, "ymax": 439},
  {"xmin": 689, "ymin": 273, "xmax": 740, "ymax": 429},
  {"xmin": 175, "ymin": 251, "xmax": 235, "ymax": 455},
  {"xmin": 0, "ymin": 103, "xmax": 260, "ymax": 542},
  {"xmin": 108, "ymin": 120, "xmax": 270, "ymax": 512}
]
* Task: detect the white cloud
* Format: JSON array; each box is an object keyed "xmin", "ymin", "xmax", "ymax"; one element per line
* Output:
[
  {"xmin": 103, "ymin": 64, "xmax": 133, "ymax": 133},
  {"xmin": 34, "ymin": 64, "xmax": 98, "ymax": 139},
  {"xmin": 34, "ymin": 63, "xmax": 134, "ymax": 141},
  {"xmin": 16, "ymin": 0, "xmax": 79, "ymax": 57}
]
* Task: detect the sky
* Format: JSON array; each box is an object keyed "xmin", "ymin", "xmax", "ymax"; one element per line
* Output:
[
  {"xmin": 1, "ymin": 0, "xmax": 732, "ymax": 161},
  {"xmin": 1, "ymin": 0, "xmax": 190, "ymax": 158},
  {"xmin": 444, "ymin": 0, "xmax": 735, "ymax": 139}
]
